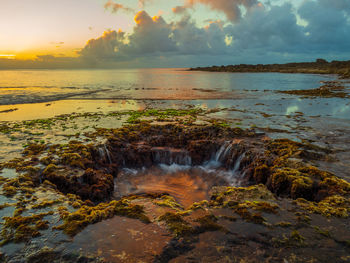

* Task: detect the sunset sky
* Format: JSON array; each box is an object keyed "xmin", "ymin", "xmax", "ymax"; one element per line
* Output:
[{"xmin": 0, "ymin": 0, "xmax": 349, "ymax": 68}]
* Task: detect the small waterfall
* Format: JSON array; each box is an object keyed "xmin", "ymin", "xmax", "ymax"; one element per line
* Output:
[
  {"xmin": 233, "ymin": 152, "xmax": 245, "ymax": 173},
  {"xmin": 222, "ymin": 143, "xmax": 233, "ymax": 160},
  {"xmin": 152, "ymin": 147, "xmax": 192, "ymax": 166},
  {"xmin": 98, "ymin": 147, "xmax": 105, "ymax": 159},
  {"xmin": 104, "ymin": 145, "xmax": 112, "ymax": 164},
  {"xmin": 215, "ymin": 142, "xmax": 228, "ymax": 162},
  {"xmin": 109, "ymin": 140, "xmax": 249, "ymax": 188},
  {"xmin": 215, "ymin": 141, "xmax": 233, "ymax": 163},
  {"xmin": 224, "ymin": 152, "xmax": 246, "ymax": 185},
  {"xmin": 97, "ymin": 145, "xmax": 112, "ymax": 164}
]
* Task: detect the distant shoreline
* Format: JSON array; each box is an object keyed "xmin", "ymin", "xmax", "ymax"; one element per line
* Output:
[{"xmin": 190, "ymin": 59, "xmax": 350, "ymax": 79}]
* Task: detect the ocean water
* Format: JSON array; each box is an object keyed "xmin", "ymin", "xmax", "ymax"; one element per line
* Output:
[
  {"xmin": 0, "ymin": 68, "xmax": 338, "ymax": 104},
  {"xmin": 1, "ymin": 68, "xmax": 350, "ymax": 123}
]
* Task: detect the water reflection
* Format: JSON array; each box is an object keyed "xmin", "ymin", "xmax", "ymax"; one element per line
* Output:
[
  {"xmin": 0, "ymin": 100, "xmax": 144, "ymax": 121},
  {"xmin": 0, "ymin": 69, "xmax": 336, "ymax": 104},
  {"xmin": 115, "ymin": 166, "xmax": 229, "ymax": 208}
]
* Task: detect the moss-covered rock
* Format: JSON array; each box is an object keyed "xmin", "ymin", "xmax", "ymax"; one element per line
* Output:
[
  {"xmin": 158, "ymin": 212, "xmax": 194, "ymax": 237},
  {"xmin": 1, "ymin": 212, "xmax": 54, "ymax": 245},
  {"xmin": 54, "ymin": 198, "xmax": 150, "ymax": 236}
]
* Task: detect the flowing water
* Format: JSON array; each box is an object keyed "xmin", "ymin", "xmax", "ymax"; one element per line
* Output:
[{"xmin": 114, "ymin": 143, "xmax": 246, "ymax": 208}]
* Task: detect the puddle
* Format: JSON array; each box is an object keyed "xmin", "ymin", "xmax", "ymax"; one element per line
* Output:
[
  {"xmin": 70, "ymin": 216, "xmax": 171, "ymax": 263},
  {"xmin": 0, "ymin": 168, "xmax": 17, "ymax": 179}
]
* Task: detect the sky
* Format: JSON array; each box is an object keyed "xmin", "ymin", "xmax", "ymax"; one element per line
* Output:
[{"xmin": 0, "ymin": 0, "xmax": 349, "ymax": 69}]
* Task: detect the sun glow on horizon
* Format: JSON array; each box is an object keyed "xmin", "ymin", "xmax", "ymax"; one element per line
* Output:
[{"xmin": 0, "ymin": 54, "xmax": 16, "ymax": 59}]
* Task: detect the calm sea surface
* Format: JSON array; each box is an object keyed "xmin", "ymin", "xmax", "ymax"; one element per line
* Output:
[{"xmin": 0, "ymin": 68, "xmax": 338, "ymax": 103}]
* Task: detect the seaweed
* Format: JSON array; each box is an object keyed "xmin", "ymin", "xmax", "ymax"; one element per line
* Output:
[
  {"xmin": 158, "ymin": 212, "xmax": 194, "ymax": 237},
  {"xmin": 1, "ymin": 211, "xmax": 54, "ymax": 245},
  {"xmin": 54, "ymin": 198, "xmax": 150, "ymax": 236}
]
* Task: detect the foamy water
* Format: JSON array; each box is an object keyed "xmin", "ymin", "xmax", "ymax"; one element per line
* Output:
[{"xmin": 113, "ymin": 143, "xmax": 246, "ymax": 207}]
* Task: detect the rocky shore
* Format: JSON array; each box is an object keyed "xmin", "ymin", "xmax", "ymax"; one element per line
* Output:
[{"xmin": 1, "ymin": 108, "xmax": 350, "ymax": 262}]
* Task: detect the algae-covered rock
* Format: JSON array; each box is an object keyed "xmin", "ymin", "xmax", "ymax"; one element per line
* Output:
[
  {"xmin": 158, "ymin": 212, "xmax": 194, "ymax": 237},
  {"xmin": 54, "ymin": 198, "xmax": 150, "ymax": 236},
  {"xmin": 1, "ymin": 212, "xmax": 54, "ymax": 245}
]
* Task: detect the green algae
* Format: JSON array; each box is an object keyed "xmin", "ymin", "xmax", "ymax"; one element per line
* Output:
[
  {"xmin": 158, "ymin": 212, "xmax": 194, "ymax": 237},
  {"xmin": 313, "ymin": 226, "xmax": 331, "ymax": 238},
  {"xmin": 124, "ymin": 108, "xmax": 203, "ymax": 124},
  {"xmin": 211, "ymin": 184, "xmax": 276, "ymax": 205},
  {"xmin": 275, "ymin": 221, "xmax": 292, "ymax": 228},
  {"xmin": 277, "ymin": 85, "xmax": 349, "ymax": 98},
  {"xmin": 54, "ymin": 198, "xmax": 150, "ymax": 236},
  {"xmin": 153, "ymin": 195, "xmax": 184, "ymax": 210},
  {"xmin": 0, "ymin": 203, "xmax": 11, "ymax": 210},
  {"xmin": 272, "ymin": 230, "xmax": 306, "ymax": 248},
  {"xmin": 0, "ymin": 124, "xmax": 13, "ymax": 134},
  {"xmin": 0, "ymin": 211, "xmax": 54, "ymax": 245},
  {"xmin": 60, "ymin": 153, "xmax": 85, "ymax": 168},
  {"xmin": 195, "ymin": 214, "xmax": 226, "ymax": 232},
  {"xmin": 22, "ymin": 143, "xmax": 47, "ymax": 156},
  {"xmin": 32, "ymin": 200, "xmax": 63, "ymax": 209},
  {"xmin": 187, "ymin": 200, "xmax": 209, "ymax": 211},
  {"xmin": 234, "ymin": 206, "xmax": 266, "ymax": 224},
  {"xmin": 2, "ymin": 173, "xmax": 37, "ymax": 197},
  {"xmin": 1, "ymin": 116, "xmax": 349, "ymax": 261},
  {"xmin": 209, "ymin": 185, "xmax": 278, "ymax": 225},
  {"xmin": 252, "ymin": 138, "xmax": 350, "ymax": 204},
  {"xmin": 294, "ymin": 195, "xmax": 350, "ymax": 218},
  {"xmin": 42, "ymin": 164, "xmax": 59, "ymax": 176}
]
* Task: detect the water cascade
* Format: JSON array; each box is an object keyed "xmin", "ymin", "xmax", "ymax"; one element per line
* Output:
[{"xmin": 111, "ymin": 140, "xmax": 248, "ymax": 206}]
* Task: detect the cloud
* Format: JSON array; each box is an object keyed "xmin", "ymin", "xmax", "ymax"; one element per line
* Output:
[
  {"xmin": 228, "ymin": 3, "xmax": 305, "ymax": 53},
  {"xmin": 0, "ymin": 56, "xmax": 85, "ymax": 69},
  {"xmin": 79, "ymin": 30, "xmax": 126, "ymax": 61},
  {"xmin": 78, "ymin": 11, "xmax": 178, "ymax": 63},
  {"xmin": 172, "ymin": 16, "xmax": 227, "ymax": 55},
  {"xmin": 298, "ymin": 0, "xmax": 350, "ymax": 52},
  {"xmin": 185, "ymin": 0, "xmax": 261, "ymax": 22},
  {"xmin": 129, "ymin": 11, "xmax": 177, "ymax": 54},
  {"xmin": 78, "ymin": 1, "xmax": 350, "ymax": 67},
  {"xmin": 50, "ymin": 41, "xmax": 64, "ymax": 45},
  {"xmin": 104, "ymin": 0, "xmax": 134, "ymax": 14},
  {"xmin": 138, "ymin": 0, "xmax": 152, "ymax": 8},
  {"xmin": 1, "ymin": 0, "xmax": 350, "ymax": 69},
  {"xmin": 172, "ymin": 6, "xmax": 187, "ymax": 14},
  {"xmin": 78, "ymin": 10, "xmax": 229, "ymax": 64}
]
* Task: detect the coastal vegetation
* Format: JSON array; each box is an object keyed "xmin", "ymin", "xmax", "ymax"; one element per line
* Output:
[{"xmin": 190, "ymin": 59, "xmax": 350, "ymax": 79}]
